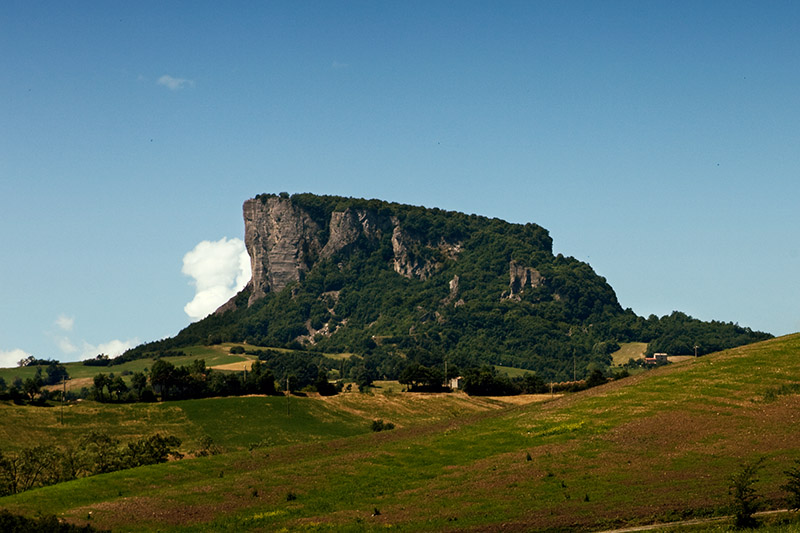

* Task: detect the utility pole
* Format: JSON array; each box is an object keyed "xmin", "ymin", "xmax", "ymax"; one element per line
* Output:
[
  {"xmin": 573, "ymin": 351, "xmax": 576, "ymax": 382},
  {"xmin": 286, "ymin": 376, "xmax": 290, "ymax": 416},
  {"xmin": 694, "ymin": 344, "xmax": 699, "ymax": 357},
  {"xmin": 60, "ymin": 376, "xmax": 66, "ymax": 425}
]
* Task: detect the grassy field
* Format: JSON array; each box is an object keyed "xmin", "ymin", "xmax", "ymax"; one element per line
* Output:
[
  {"xmin": 2, "ymin": 334, "xmax": 800, "ymax": 531},
  {"xmin": 494, "ymin": 364, "xmax": 533, "ymax": 378},
  {"xmin": 0, "ymin": 343, "xmax": 354, "ymax": 391},
  {"xmin": 611, "ymin": 341, "xmax": 648, "ymax": 366}
]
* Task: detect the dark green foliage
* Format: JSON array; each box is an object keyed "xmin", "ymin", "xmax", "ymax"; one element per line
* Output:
[
  {"xmin": 43, "ymin": 361, "xmax": 69, "ymax": 385},
  {"xmin": 229, "ymin": 345, "xmax": 245, "ymax": 354},
  {"xmin": 0, "ymin": 432, "xmax": 182, "ymax": 496},
  {"xmin": 123, "ymin": 434, "xmax": 183, "ymax": 467},
  {"xmin": 462, "ymin": 366, "xmax": 517, "ymax": 396},
  {"xmin": 90, "ymin": 357, "xmax": 279, "ymax": 404},
  {"xmin": 399, "ymin": 363, "xmax": 444, "ymax": 392},
  {"xmin": 729, "ymin": 459, "xmax": 763, "ymax": 529},
  {"xmin": 82, "ymin": 354, "xmax": 111, "ymax": 367},
  {"xmin": 117, "ymin": 194, "xmax": 771, "ymax": 380},
  {"xmin": 314, "ymin": 369, "xmax": 338, "ymax": 396},
  {"xmin": 17, "ymin": 356, "xmax": 55, "ymax": 367},
  {"xmin": 0, "ymin": 509, "xmax": 107, "ymax": 533},
  {"xmin": 195, "ymin": 436, "xmax": 222, "ymax": 457},
  {"xmin": 585, "ymin": 369, "xmax": 608, "ymax": 388},
  {"xmin": 761, "ymin": 382, "xmax": 800, "ymax": 403},
  {"xmin": 371, "ymin": 419, "xmax": 395, "ymax": 432},
  {"xmin": 644, "ymin": 311, "xmax": 772, "ymax": 357},
  {"xmin": 782, "ymin": 460, "xmax": 800, "ymax": 511},
  {"xmin": 22, "ymin": 370, "xmax": 43, "ymax": 401}
]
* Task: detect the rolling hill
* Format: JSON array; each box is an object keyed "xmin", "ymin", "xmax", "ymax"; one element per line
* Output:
[{"xmin": 2, "ymin": 333, "xmax": 799, "ymax": 531}]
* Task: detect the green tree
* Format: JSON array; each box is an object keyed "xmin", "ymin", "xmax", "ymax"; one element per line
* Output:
[
  {"xmin": 150, "ymin": 359, "xmax": 177, "ymax": 399},
  {"xmin": 354, "ymin": 365, "xmax": 375, "ymax": 392},
  {"xmin": 92, "ymin": 373, "xmax": 111, "ymax": 402},
  {"xmin": 585, "ymin": 368, "xmax": 607, "ymax": 388},
  {"xmin": 247, "ymin": 360, "xmax": 277, "ymax": 395},
  {"xmin": 314, "ymin": 368, "xmax": 338, "ymax": 396},
  {"xmin": 0, "ymin": 445, "xmax": 63, "ymax": 495},
  {"xmin": 22, "ymin": 370, "xmax": 43, "ymax": 401},
  {"xmin": 79, "ymin": 431, "xmax": 122, "ymax": 475},
  {"xmin": 109, "ymin": 375, "xmax": 128, "ymax": 401},
  {"xmin": 729, "ymin": 459, "xmax": 763, "ymax": 529},
  {"xmin": 131, "ymin": 371, "xmax": 147, "ymax": 397},
  {"xmin": 44, "ymin": 361, "xmax": 69, "ymax": 386},
  {"xmin": 123, "ymin": 434, "xmax": 182, "ymax": 467},
  {"xmin": 399, "ymin": 363, "xmax": 444, "ymax": 392},
  {"xmin": 782, "ymin": 460, "xmax": 800, "ymax": 511}
]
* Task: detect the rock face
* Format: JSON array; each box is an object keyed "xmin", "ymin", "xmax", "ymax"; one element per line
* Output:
[
  {"xmin": 320, "ymin": 208, "xmax": 381, "ymax": 259},
  {"xmin": 503, "ymin": 260, "xmax": 544, "ymax": 300},
  {"xmin": 242, "ymin": 196, "xmax": 323, "ymax": 305},
  {"xmin": 221, "ymin": 195, "xmax": 462, "ymax": 312}
]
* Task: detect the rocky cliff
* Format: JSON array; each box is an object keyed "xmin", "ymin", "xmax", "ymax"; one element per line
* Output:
[
  {"xmin": 221, "ymin": 195, "xmax": 465, "ymax": 313},
  {"xmin": 126, "ymin": 192, "xmax": 772, "ymax": 379}
]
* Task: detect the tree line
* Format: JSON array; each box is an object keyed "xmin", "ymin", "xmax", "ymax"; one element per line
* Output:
[{"xmin": 0, "ymin": 432, "xmax": 182, "ymax": 497}]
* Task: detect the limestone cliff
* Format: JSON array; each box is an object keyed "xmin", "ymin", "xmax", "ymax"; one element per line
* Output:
[
  {"xmin": 502, "ymin": 260, "xmax": 544, "ymax": 300},
  {"xmin": 219, "ymin": 195, "xmax": 461, "ymax": 313},
  {"xmin": 320, "ymin": 207, "xmax": 382, "ymax": 259},
  {"xmin": 242, "ymin": 196, "xmax": 324, "ymax": 305}
]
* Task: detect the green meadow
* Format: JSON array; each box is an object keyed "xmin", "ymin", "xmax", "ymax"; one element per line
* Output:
[
  {"xmin": 0, "ymin": 342, "xmax": 355, "ymax": 392},
  {"xmin": 2, "ymin": 334, "xmax": 800, "ymax": 531}
]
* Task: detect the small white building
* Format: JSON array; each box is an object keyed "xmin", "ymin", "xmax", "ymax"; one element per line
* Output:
[
  {"xmin": 645, "ymin": 353, "xmax": 668, "ymax": 365},
  {"xmin": 448, "ymin": 376, "xmax": 463, "ymax": 390}
]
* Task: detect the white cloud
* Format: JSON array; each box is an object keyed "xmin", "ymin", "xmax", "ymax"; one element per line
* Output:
[
  {"xmin": 157, "ymin": 74, "xmax": 195, "ymax": 91},
  {"xmin": 0, "ymin": 348, "xmax": 32, "ymax": 368},
  {"xmin": 182, "ymin": 237, "xmax": 251, "ymax": 321},
  {"xmin": 79, "ymin": 339, "xmax": 139, "ymax": 361},
  {"xmin": 57, "ymin": 336, "xmax": 78, "ymax": 354},
  {"xmin": 56, "ymin": 314, "xmax": 74, "ymax": 331}
]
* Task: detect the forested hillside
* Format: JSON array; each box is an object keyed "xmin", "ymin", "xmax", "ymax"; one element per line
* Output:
[{"xmin": 123, "ymin": 193, "xmax": 769, "ymax": 381}]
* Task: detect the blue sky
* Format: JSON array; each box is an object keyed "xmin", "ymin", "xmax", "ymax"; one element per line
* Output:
[{"xmin": 2, "ymin": 1, "xmax": 799, "ymax": 365}]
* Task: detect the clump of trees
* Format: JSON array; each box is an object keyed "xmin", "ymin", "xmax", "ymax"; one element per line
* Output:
[
  {"xmin": 461, "ymin": 366, "xmax": 549, "ymax": 396},
  {"xmin": 399, "ymin": 363, "xmax": 446, "ymax": 392},
  {"xmin": 0, "ymin": 432, "xmax": 181, "ymax": 496},
  {"xmin": 89, "ymin": 359, "xmax": 278, "ymax": 403},
  {"xmin": 0, "ymin": 509, "xmax": 108, "ymax": 533},
  {"xmin": 0, "ymin": 359, "xmax": 71, "ymax": 404}
]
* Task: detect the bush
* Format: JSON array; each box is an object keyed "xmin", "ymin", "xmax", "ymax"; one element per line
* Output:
[
  {"xmin": 371, "ymin": 419, "xmax": 395, "ymax": 432},
  {"xmin": 0, "ymin": 509, "xmax": 108, "ymax": 532}
]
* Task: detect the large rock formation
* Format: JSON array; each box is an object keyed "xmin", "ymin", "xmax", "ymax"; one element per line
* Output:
[
  {"xmin": 502, "ymin": 260, "xmax": 544, "ymax": 300},
  {"xmin": 320, "ymin": 208, "xmax": 382, "ymax": 259},
  {"xmin": 242, "ymin": 196, "xmax": 323, "ymax": 305},
  {"xmin": 222, "ymin": 195, "xmax": 462, "ymax": 312}
]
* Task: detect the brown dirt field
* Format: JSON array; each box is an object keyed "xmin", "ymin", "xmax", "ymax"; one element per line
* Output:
[{"xmin": 210, "ymin": 360, "xmax": 255, "ymax": 371}]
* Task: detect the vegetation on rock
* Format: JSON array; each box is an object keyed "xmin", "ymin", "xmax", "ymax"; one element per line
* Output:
[{"xmin": 118, "ymin": 194, "xmax": 770, "ymax": 382}]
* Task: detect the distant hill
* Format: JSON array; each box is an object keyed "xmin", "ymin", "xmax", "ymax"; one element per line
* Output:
[{"xmin": 124, "ymin": 193, "xmax": 770, "ymax": 380}]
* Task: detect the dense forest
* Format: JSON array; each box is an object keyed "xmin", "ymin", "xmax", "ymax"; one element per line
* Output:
[{"xmin": 120, "ymin": 193, "xmax": 770, "ymax": 382}]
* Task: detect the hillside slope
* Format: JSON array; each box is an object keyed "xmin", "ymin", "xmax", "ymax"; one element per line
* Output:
[
  {"xmin": 123, "ymin": 193, "xmax": 770, "ymax": 381},
  {"xmin": 3, "ymin": 334, "xmax": 799, "ymax": 531}
]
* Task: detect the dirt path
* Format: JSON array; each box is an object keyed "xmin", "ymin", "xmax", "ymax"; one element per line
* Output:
[{"xmin": 595, "ymin": 509, "xmax": 792, "ymax": 532}]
